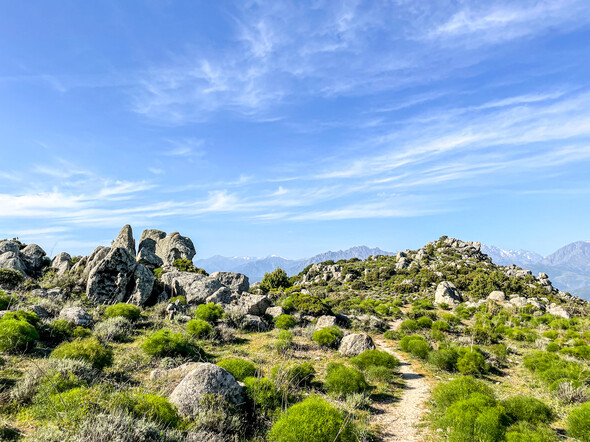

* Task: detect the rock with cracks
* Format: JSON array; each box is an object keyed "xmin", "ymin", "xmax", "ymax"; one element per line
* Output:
[
  {"xmin": 434, "ymin": 281, "xmax": 463, "ymax": 307},
  {"xmin": 339, "ymin": 333, "xmax": 376, "ymax": 356}
]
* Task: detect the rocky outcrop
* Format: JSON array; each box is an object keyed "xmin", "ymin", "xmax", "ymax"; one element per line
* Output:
[
  {"xmin": 339, "ymin": 333, "xmax": 376, "ymax": 356},
  {"xmin": 0, "ymin": 251, "xmax": 27, "ymax": 275},
  {"xmin": 128, "ymin": 264, "xmax": 155, "ymax": 305},
  {"xmin": 315, "ymin": 315, "xmax": 337, "ymax": 329},
  {"xmin": 160, "ymin": 271, "xmax": 225, "ymax": 304},
  {"xmin": 86, "ymin": 247, "xmax": 137, "ymax": 304},
  {"xmin": 137, "ymin": 229, "xmax": 166, "ymax": 268},
  {"xmin": 235, "ymin": 294, "xmax": 271, "ymax": 316},
  {"xmin": 0, "ymin": 240, "xmax": 47, "ymax": 276},
  {"xmin": 210, "ymin": 272, "xmax": 249, "ymax": 293},
  {"xmin": 59, "ymin": 307, "xmax": 92, "ymax": 326},
  {"xmin": 20, "ymin": 244, "xmax": 47, "ymax": 274},
  {"xmin": 169, "ymin": 363, "xmax": 244, "ymax": 418},
  {"xmin": 111, "ymin": 224, "xmax": 136, "ymax": 256},
  {"xmin": 434, "ymin": 281, "xmax": 463, "ymax": 306},
  {"xmin": 547, "ymin": 303, "xmax": 571, "ymax": 319},
  {"xmin": 241, "ymin": 314, "xmax": 268, "ymax": 331},
  {"xmin": 51, "ymin": 252, "xmax": 72, "ymax": 276},
  {"xmin": 156, "ymin": 232, "xmax": 196, "ymax": 266}
]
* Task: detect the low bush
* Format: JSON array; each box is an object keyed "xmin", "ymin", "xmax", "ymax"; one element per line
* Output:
[
  {"xmin": 407, "ymin": 339, "xmax": 431, "ymax": 360},
  {"xmin": 312, "ymin": 326, "xmax": 343, "ymax": 348},
  {"xmin": 260, "ymin": 268, "xmax": 291, "ymax": 292},
  {"xmin": 1, "ymin": 310, "xmax": 39, "ymax": 325},
  {"xmin": 291, "ymin": 292, "xmax": 330, "ymax": 316},
  {"xmin": 271, "ymin": 362, "xmax": 315, "ymax": 388},
  {"xmin": 324, "ymin": 362, "xmax": 368, "ymax": 397},
  {"xmin": 173, "ymin": 258, "xmax": 207, "ymax": 275},
  {"xmin": 432, "ymin": 376, "xmax": 494, "ymax": 409},
  {"xmin": 505, "ymin": 422, "xmax": 557, "ymax": 442},
  {"xmin": 47, "ymin": 318, "xmax": 76, "ymax": 342},
  {"xmin": 0, "ymin": 319, "xmax": 39, "ymax": 353},
  {"xmin": 141, "ymin": 329, "xmax": 201, "ymax": 358},
  {"xmin": 350, "ymin": 349, "xmax": 400, "ymax": 371},
  {"xmin": 275, "ymin": 329, "xmax": 293, "ymax": 352},
  {"xmin": 110, "ymin": 390, "xmax": 180, "ymax": 427},
  {"xmin": 502, "ymin": 395, "xmax": 553, "ymax": 424},
  {"xmin": 0, "ymin": 269, "xmax": 24, "ymax": 287},
  {"xmin": 51, "ymin": 337, "xmax": 113, "ymax": 369},
  {"xmin": 440, "ymin": 393, "xmax": 508, "ymax": 442},
  {"xmin": 365, "ymin": 365, "xmax": 396, "ymax": 384},
  {"xmin": 243, "ymin": 377, "xmax": 281, "ymax": 413},
  {"xmin": 432, "ymin": 320, "xmax": 450, "ymax": 331},
  {"xmin": 567, "ymin": 402, "xmax": 590, "ymax": 441},
  {"xmin": 275, "ymin": 314, "xmax": 296, "ymax": 330},
  {"xmin": 399, "ymin": 319, "xmax": 419, "ymax": 333},
  {"xmin": 186, "ymin": 319, "xmax": 213, "ymax": 338},
  {"xmin": 400, "ymin": 334, "xmax": 426, "ymax": 352},
  {"xmin": 457, "ymin": 348, "xmax": 488, "ymax": 375},
  {"xmin": 383, "ymin": 330, "xmax": 397, "ymax": 340},
  {"xmin": 93, "ymin": 317, "xmax": 132, "ymax": 343},
  {"xmin": 417, "ymin": 316, "xmax": 433, "ymax": 329},
  {"xmin": 194, "ymin": 303, "xmax": 224, "ymax": 323},
  {"xmin": 103, "ymin": 303, "xmax": 141, "ymax": 321},
  {"xmin": 217, "ymin": 358, "xmax": 257, "ymax": 381},
  {"xmin": 0, "ymin": 290, "xmax": 17, "ymax": 310},
  {"xmin": 267, "ymin": 396, "xmax": 356, "ymax": 442},
  {"xmin": 428, "ymin": 348, "xmax": 459, "ymax": 371}
]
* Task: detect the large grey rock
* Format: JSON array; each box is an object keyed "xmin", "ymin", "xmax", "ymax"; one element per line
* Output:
[
  {"xmin": 205, "ymin": 287, "xmax": 232, "ymax": 305},
  {"xmin": 210, "ymin": 272, "xmax": 249, "ymax": 293},
  {"xmin": 27, "ymin": 305, "xmax": 51, "ymax": 319},
  {"xmin": 241, "ymin": 314, "xmax": 268, "ymax": 331},
  {"xmin": 128, "ymin": 264, "xmax": 155, "ymax": 305},
  {"xmin": 265, "ymin": 306, "xmax": 285, "ymax": 319},
  {"xmin": 84, "ymin": 246, "xmax": 110, "ymax": 277},
  {"xmin": 547, "ymin": 303, "xmax": 571, "ymax": 319},
  {"xmin": 111, "ymin": 224, "xmax": 136, "ymax": 256},
  {"xmin": 169, "ymin": 363, "xmax": 244, "ymax": 418},
  {"xmin": 52, "ymin": 252, "xmax": 72, "ymax": 276},
  {"xmin": 0, "ymin": 251, "xmax": 27, "ymax": 275},
  {"xmin": 509, "ymin": 296, "xmax": 528, "ymax": 308},
  {"xmin": 160, "ymin": 271, "xmax": 224, "ymax": 304},
  {"xmin": 86, "ymin": 247, "xmax": 137, "ymax": 304},
  {"xmin": 434, "ymin": 281, "xmax": 463, "ymax": 306},
  {"xmin": 156, "ymin": 232, "xmax": 196, "ymax": 265},
  {"xmin": 487, "ymin": 290, "xmax": 506, "ymax": 302},
  {"xmin": 0, "ymin": 240, "xmax": 20, "ymax": 255},
  {"xmin": 339, "ymin": 333, "xmax": 376, "ymax": 356},
  {"xmin": 236, "ymin": 294, "xmax": 271, "ymax": 316},
  {"xmin": 20, "ymin": 244, "xmax": 47, "ymax": 273},
  {"xmin": 59, "ymin": 307, "xmax": 92, "ymax": 326},
  {"xmin": 137, "ymin": 229, "xmax": 166, "ymax": 268},
  {"xmin": 315, "ymin": 315, "xmax": 337, "ymax": 329}
]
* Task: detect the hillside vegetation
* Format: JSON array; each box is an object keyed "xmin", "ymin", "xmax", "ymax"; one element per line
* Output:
[{"xmin": 0, "ymin": 231, "xmax": 588, "ymax": 441}]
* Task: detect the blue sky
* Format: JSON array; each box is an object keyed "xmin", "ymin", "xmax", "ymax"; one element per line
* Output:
[{"xmin": 1, "ymin": 0, "xmax": 590, "ymax": 259}]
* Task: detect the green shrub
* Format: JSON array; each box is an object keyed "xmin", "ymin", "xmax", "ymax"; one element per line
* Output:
[
  {"xmin": 260, "ymin": 268, "xmax": 291, "ymax": 292},
  {"xmin": 568, "ymin": 402, "xmax": 590, "ymax": 441},
  {"xmin": 243, "ymin": 377, "xmax": 281, "ymax": 412},
  {"xmin": 400, "ymin": 319, "xmax": 419, "ymax": 333},
  {"xmin": 440, "ymin": 393, "xmax": 508, "ymax": 442},
  {"xmin": 103, "ymin": 303, "xmax": 141, "ymax": 321},
  {"xmin": 432, "ymin": 320, "xmax": 450, "ymax": 331},
  {"xmin": 408, "ymin": 339, "xmax": 431, "ymax": 359},
  {"xmin": 457, "ymin": 349, "xmax": 488, "ymax": 375},
  {"xmin": 428, "ymin": 348, "xmax": 459, "ymax": 371},
  {"xmin": 267, "ymin": 396, "xmax": 355, "ymax": 442},
  {"xmin": 186, "ymin": 319, "xmax": 213, "ymax": 338},
  {"xmin": 502, "ymin": 396, "xmax": 553, "ymax": 424},
  {"xmin": 169, "ymin": 295, "xmax": 186, "ymax": 304},
  {"xmin": 271, "ymin": 362, "xmax": 315, "ymax": 388},
  {"xmin": 400, "ymin": 334, "xmax": 426, "ymax": 352},
  {"xmin": 383, "ymin": 330, "xmax": 397, "ymax": 340},
  {"xmin": 0, "ymin": 269, "xmax": 24, "ymax": 286},
  {"xmin": 505, "ymin": 422, "xmax": 557, "ymax": 442},
  {"xmin": 141, "ymin": 329, "xmax": 201, "ymax": 358},
  {"xmin": 47, "ymin": 318, "xmax": 76, "ymax": 342},
  {"xmin": 275, "ymin": 329, "xmax": 293, "ymax": 352},
  {"xmin": 417, "ymin": 316, "xmax": 433, "ymax": 329},
  {"xmin": 291, "ymin": 292, "xmax": 330, "ymax": 316},
  {"xmin": 433, "ymin": 376, "xmax": 494, "ymax": 409},
  {"xmin": 275, "ymin": 314, "xmax": 296, "ymax": 330},
  {"xmin": 0, "ymin": 319, "xmax": 39, "ymax": 353},
  {"xmin": 1, "ymin": 310, "xmax": 39, "ymax": 325},
  {"xmin": 51, "ymin": 337, "xmax": 113, "ymax": 369},
  {"xmin": 350, "ymin": 349, "xmax": 400, "ymax": 371},
  {"xmin": 0, "ymin": 290, "xmax": 17, "ymax": 310},
  {"xmin": 194, "ymin": 303, "xmax": 224, "ymax": 323},
  {"xmin": 543, "ymin": 331, "xmax": 559, "ymax": 340},
  {"xmin": 173, "ymin": 258, "xmax": 207, "ymax": 275},
  {"xmin": 312, "ymin": 326, "xmax": 343, "ymax": 348},
  {"xmin": 217, "ymin": 358, "xmax": 257, "ymax": 381},
  {"xmin": 93, "ymin": 317, "xmax": 132, "ymax": 343},
  {"xmin": 111, "ymin": 390, "xmax": 180, "ymax": 427},
  {"xmin": 324, "ymin": 362, "xmax": 368, "ymax": 397},
  {"xmin": 365, "ymin": 365, "xmax": 396, "ymax": 384}
]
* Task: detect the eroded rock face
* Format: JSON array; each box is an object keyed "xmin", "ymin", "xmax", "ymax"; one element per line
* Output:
[
  {"xmin": 210, "ymin": 272, "xmax": 249, "ymax": 293},
  {"xmin": 169, "ymin": 363, "xmax": 244, "ymax": 418},
  {"xmin": 0, "ymin": 251, "xmax": 27, "ymax": 275},
  {"xmin": 236, "ymin": 294, "xmax": 271, "ymax": 316},
  {"xmin": 156, "ymin": 232, "xmax": 196, "ymax": 266},
  {"xmin": 20, "ymin": 244, "xmax": 47, "ymax": 274},
  {"xmin": 59, "ymin": 307, "xmax": 92, "ymax": 326},
  {"xmin": 434, "ymin": 281, "xmax": 463, "ymax": 306},
  {"xmin": 86, "ymin": 247, "xmax": 137, "ymax": 304},
  {"xmin": 339, "ymin": 333, "xmax": 376, "ymax": 356},
  {"xmin": 128, "ymin": 264, "xmax": 155, "ymax": 305},
  {"xmin": 52, "ymin": 252, "xmax": 72, "ymax": 276},
  {"xmin": 0, "ymin": 241, "xmax": 47, "ymax": 277},
  {"xmin": 160, "ymin": 271, "xmax": 223, "ymax": 304},
  {"xmin": 137, "ymin": 229, "xmax": 166, "ymax": 268},
  {"xmin": 111, "ymin": 224, "xmax": 136, "ymax": 256}
]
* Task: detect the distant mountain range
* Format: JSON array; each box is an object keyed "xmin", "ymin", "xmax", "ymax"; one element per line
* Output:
[
  {"xmin": 196, "ymin": 242, "xmax": 590, "ymax": 300},
  {"xmin": 195, "ymin": 246, "xmax": 394, "ymax": 282},
  {"xmin": 482, "ymin": 241, "xmax": 590, "ymax": 299}
]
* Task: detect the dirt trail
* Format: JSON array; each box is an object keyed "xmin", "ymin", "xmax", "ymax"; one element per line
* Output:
[{"xmin": 371, "ymin": 339, "xmax": 430, "ymax": 442}]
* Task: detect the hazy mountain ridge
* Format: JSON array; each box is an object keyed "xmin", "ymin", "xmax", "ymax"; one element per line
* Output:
[
  {"xmin": 196, "ymin": 246, "xmax": 394, "ymax": 282},
  {"xmin": 483, "ymin": 241, "xmax": 590, "ymax": 299}
]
